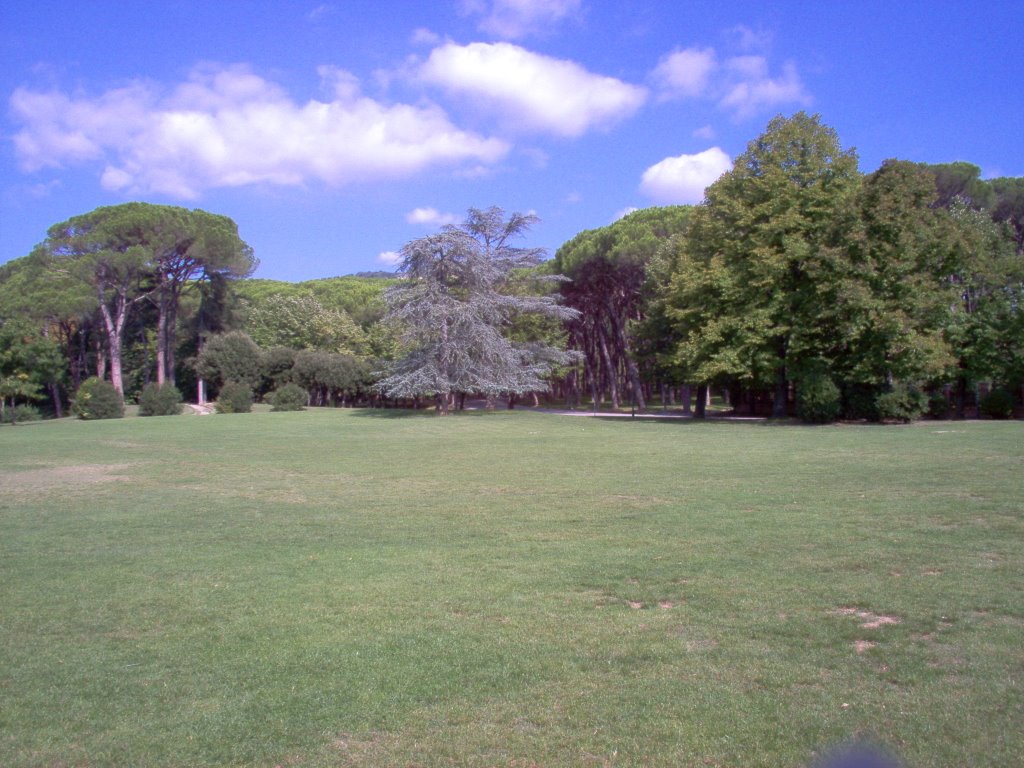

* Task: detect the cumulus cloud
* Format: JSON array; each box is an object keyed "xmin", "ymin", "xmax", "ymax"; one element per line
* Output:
[
  {"xmin": 465, "ymin": 0, "xmax": 582, "ymax": 39},
  {"xmin": 417, "ymin": 42, "xmax": 647, "ymax": 137},
  {"xmin": 613, "ymin": 206, "xmax": 638, "ymax": 221},
  {"xmin": 406, "ymin": 207, "xmax": 459, "ymax": 226},
  {"xmin": 651, "ymin": 47, "xmax": 717, "ymax": 99},
  {"xmin": 640, "ymin": 147, "xmax": 732, "ymax": 204},
  {"xmin": 10, "ymin": 63, "xmax": 510, "ymax": 199},
  {"xmin": 719, "ymin": 58, "xmax": 809, "ymax": 119},
  {"xmin": 650, "ymin": 43, "xmax": 810, "ymax": 118},
  {"xmin": 377, "ymin": 250, "xmax": 402, "ymax": 266}
]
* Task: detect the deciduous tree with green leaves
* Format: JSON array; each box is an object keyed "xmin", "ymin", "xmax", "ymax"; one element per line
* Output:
[{"xmin": 662, "ymin": 113, "xmax": 862, "ymax": 417}]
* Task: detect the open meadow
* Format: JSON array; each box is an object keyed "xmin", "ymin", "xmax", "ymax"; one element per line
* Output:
[{"xmin": 1, "ymin": 410, "xmax": 1021, "ymax": 767}]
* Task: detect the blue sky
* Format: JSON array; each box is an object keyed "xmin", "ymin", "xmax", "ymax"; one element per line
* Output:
[{"xmin": 2, "ymin": 0, "xmax": 1021, "ymax": 281}]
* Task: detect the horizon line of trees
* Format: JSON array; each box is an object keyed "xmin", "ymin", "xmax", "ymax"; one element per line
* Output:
[
  {"xmin": 1, "ymin": 112, "xmax": 1022, "ymax": 422},
  {"xmin": 550, "ymin": 114, "xmax": 1022, "ymax": 421}
]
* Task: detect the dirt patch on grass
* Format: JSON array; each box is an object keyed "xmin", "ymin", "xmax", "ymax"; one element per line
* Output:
[
  {"xmin": 853, "ymin": 640, "xmax": 877, "ymax": 654},
  {"xmin": 2, "ymin": 464, "xmax": 135, "ymax": 496},
  {"xmin": 831, "ymin": 607, "xmax": 902, "ymax": 629}
]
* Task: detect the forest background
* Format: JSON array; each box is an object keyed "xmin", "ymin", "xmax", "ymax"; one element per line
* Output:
[{"xmin": 1, "ymin": 114, "xmax": 1022, "ymax": 424}]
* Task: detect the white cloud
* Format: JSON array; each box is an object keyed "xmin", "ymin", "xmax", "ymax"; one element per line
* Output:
[
  {"xmin": 406, "ymin": 207, "xmax": 459, "ymax": 226},
  {"xmin": 649, "ymin": 42, "xmax": 810, "ymax": 118},
  {"xmin": 613, "ymin": 206, "xmax": 638, "ymax": 221},
  {"xmin": 693, "ymin": 124, "xmax": 716, "ymax": 140},
  {"xmin": 651, "ymin": 47, "xmax": 716, "ymax": 99},
  {"xmin": 410, "ymin": 27, "xmax": 441, "ymax": 46},
  {"xmin": 377, "ymin": 250, "xmax": 402, "ymax": 266},
  {"xmin": 640, "ymin": 147, "xmax": 732, "ymax": 204},
  {"xmin": 728, "ymin": 25, "xmax": 772, "ymax": 53},
  {"xmin": 418, "ymin": 42, "xmax": 647, "ymax": 137},
  {"xmin": 719, "ymin": 58, "xmax": 809, "ymax": 118},
  {"xmin": 10, "ymin": 64, "xmax": 510, "ymax": 199},
  {"xmin": 465, "ymin": 0, "xmax": 582, "ymax": 39}
]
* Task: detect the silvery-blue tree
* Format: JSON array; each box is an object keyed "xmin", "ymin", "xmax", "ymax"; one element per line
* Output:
[{"xmin": 378, "ymin": 207, "xmax": 578, "ymax": 414}]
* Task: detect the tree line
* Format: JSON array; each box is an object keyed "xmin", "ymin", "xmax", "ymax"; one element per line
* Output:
[
  {"xmin": 554, "ymin": 114, "xmax": 1023, "ymax": 421},
  {"xmin": 1, "ymin": 112, "xmax": 1021, "ymax": 421}
]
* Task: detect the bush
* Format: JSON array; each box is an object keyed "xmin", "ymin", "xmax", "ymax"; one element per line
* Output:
[
  {"xmin": 266, "ymin": 383, "xmax": 307, "ymax": 412},
  {"xmin": 979, "ymin": 389, "xmax": 1014, "ymax": 420},
  {"xmin": 215, "ymin": 381, "xmax": 253, "ymax": 414},
  {"xmin": 72, "ymin": 377, "xmax": 124, "ymax": 420},
  {"xmin": 796, "ymin": 372, "xmax": 841, "ymax": 424},
  {"xmin": 138, "ymin": 383, "xmax": 184, "ymax": 416},
  {"xmin": 876, "ymin": 383, "xmax": 927, "ymax": 423},
  {"xmin": 1, "ymin": 404, "xmax": 42, "ymax": 424}
]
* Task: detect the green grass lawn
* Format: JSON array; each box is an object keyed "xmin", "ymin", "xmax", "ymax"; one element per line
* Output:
[{"xmin": 1, "ymin": 410, "xmax": 1021, "ymax": 767}]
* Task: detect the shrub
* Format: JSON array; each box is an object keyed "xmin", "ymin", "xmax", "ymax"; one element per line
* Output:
[
  {"xmin": 979, "ymin": 389, "xmax": 1014, "ymax": 420},
  {"xmin": 72, "ymin": 377, "xmax": 124, "ymax": 420},
  {"xmin": 138, "ymin": 383, "xmax": 183, "ymax": 416},
  {"xmin": 215, "ymin": 380, "xmax": 253, "ymax": 414},
  {"xmin": 876, "ymin": 383, "xmax": 927, "ymax": 423},
  {"xmin": 796, "ymin": 372, "xmax": 841, "ymax": 424},
  {"xmin": 266, "ymin": 383, "xmax": 307, "ymax": 412},
  {"xmin": 1, "ymin": 404, "xmax": 42, "ymax": 424}
]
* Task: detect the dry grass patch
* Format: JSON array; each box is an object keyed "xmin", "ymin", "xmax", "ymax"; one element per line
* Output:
[{"xmin": 1, "ymin": 463, "xmax": 135, "ymax": 497}]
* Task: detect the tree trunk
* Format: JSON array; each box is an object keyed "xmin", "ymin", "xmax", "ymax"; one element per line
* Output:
[
  {"xmin": 49, "ymin": 382, "xmax": 63, "ymax": 418},
  {"xmin": 437, "ymin": 391, "xmax": 452, "ymax": 415},
  {"xmin": 596, "ymin": 326, "xmax": 619, "ymax": 409},
  {"xmin": 695, "ymin": 385, "xmax": 707, "ymax": 418},
  {"xmin": 772, "ymin": 364, "xmax": 788, "ymax": 418},
  {"xmin": 155, "ymin": 299, "xmax": 169, "ymax": 386},
  {"xmin": 772, "ymin": 339, "xmax": 788, "ymax": 418},
  {"xmin": 607, "ymin": 305, "xmax": 645, "ymax": 409},
  {"xmin": 93, "ymin": 334, "xmax": 107, "ymax": 382},
  {"xmin": 97, "ymin": 298, "xmax": 126, "ymax": 396}
]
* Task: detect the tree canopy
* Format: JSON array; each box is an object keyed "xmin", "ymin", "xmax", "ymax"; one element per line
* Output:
[
  {"xmin": 34, "ymin": 203, "xmax": 254, "ymax": 396},
  {"xmin": 378, "ymin": 207, "xmax": 578, "ymax": 413}
]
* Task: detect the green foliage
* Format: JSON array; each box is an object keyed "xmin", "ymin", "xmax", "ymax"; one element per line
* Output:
[
  {"xmin": 242, "ymin": 292, "xmax": 367, "ymax": 353},
  {"xmin": 214, "ymin": 381, "xmax": 253, "ymax": 414},
  {"xmin": 875, "ymin": 383, "xmax": 927, "ymax": 423},
  {"xmin": 137, "ymin": 383, "xmax": 184, "ymax": 416},
  {"xmin": 259, "ymin": 346, "xmax": 297, "ymax": 392},
  {"xmin": 234, "ymin": 275, "xmax": 393, "ymax": 328},
  {"xmin": 196, "ymin": 332, "xmax": 262, "ymax": 389},
  {"xmin": 795, "ymin": 371, "xmax": 842, "ymax": 423},
  {"xmin": 36, "ymin": 202, "xmax": 255, "ymax": 395},
  {"xmin": 979, "ymin": 389, "xmax": 1015, "ymax": 419},
  {"xmin": 292, "ymin": 350, "xmax": 373, "ymax": 405},
  {"xmin": 71, "ymin": 377, "xmax": 124, "ymax": 420},
  {"xmin": 265, "ymin": 383, "xmax": 307, "ymax": 411},
  {"xmin": 1, "ymin": 404, "xmax": 42, "ymax": 424},
  {"xmin": 658, "ymin": 113, "xmax": 862, "ymax": 416},
  {"xmin": 0, "ymin": 318, "xmax": 66, "ymax": 410},
  {"xmin": 555, "ymin": 206, "xmax": 692, "ymax": 409}
]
